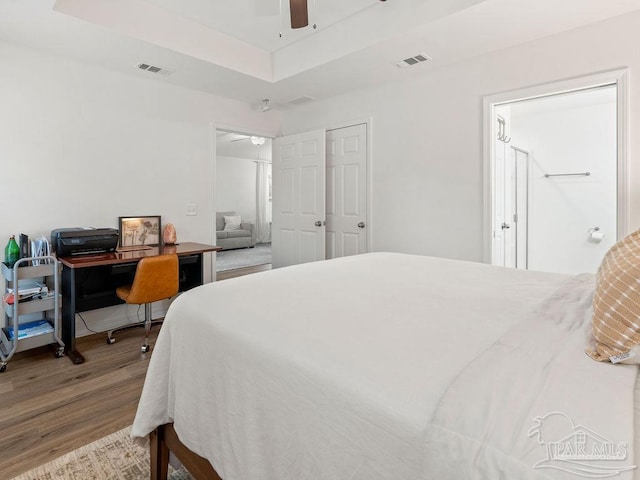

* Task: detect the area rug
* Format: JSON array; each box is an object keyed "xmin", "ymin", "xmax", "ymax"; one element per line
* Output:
[
  {"xmin": 10, "ymin": 426, "xmax": 193, "ymax": 480},
  {"xmin": 216, "ymin": 242, "xmax": 272, "ymax": 272}
]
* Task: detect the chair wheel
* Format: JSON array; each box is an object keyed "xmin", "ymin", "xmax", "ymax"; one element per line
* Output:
[
  {"xmin": 107, "ymin": 337, "xmax": 116, "ymax": 345},
  {"xmin": 54, "ymin": 348, "xmax": 65, "ymax": 358},
  {"xmin": 141, "ymin": 345, "xmax": 150, "ymax": 353},
  {"xmin": 0, "ymin": 364, "xmax": 6, "ymax": 373}
]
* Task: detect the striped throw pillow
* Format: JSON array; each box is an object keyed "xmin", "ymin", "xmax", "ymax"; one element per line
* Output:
[{"xmin": 587, "ymin": 229, "xmax": 640, "ymax": 363}]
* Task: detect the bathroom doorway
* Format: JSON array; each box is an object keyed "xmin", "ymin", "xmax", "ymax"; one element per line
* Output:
[{"xmin": 484, "ymin": 71, "xmax": 628, "ymax": 275}]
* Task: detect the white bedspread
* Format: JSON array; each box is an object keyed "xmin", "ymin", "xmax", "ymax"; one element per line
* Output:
[{"xmin": 132, "ymin": 252, "xmax": 638, "ymax": 479}]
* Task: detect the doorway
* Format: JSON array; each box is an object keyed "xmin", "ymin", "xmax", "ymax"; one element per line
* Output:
[
  {"xmin": 484, "ymin": 71, "xmax": 628, "ymax": 275},
  {"xmin": 215, "ymin": 129, "xmax": 273, "ymax": 274}
]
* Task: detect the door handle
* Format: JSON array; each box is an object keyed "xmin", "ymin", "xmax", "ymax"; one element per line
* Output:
[
  {"xmin": 357, "ymin": 222, "xmax": 366, "ymax": 229},
  {"xmin": 315, "ymin": 221, "xmax": 322, "ymax": 227},
  {"xmin": 501, "ymin": 222, "xmax": 510, "ymax": 230}
]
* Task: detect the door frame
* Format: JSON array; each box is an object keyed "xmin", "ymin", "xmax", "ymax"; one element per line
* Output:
[
  {"xmin": 482, "ymin": 69, "xmax": 629, "ymax": 264},
  {"xmin": 212, "ymin": 124, "xmax": 274, "ymax": 280},
  {"xmin": 325, "ymin": 118, "xmax": 373, "ymax": 255}
]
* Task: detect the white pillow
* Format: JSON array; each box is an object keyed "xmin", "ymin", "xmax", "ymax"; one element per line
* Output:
[{"xmin": 223, "ymin": 215, "xmax": 242, "ymax": 231}]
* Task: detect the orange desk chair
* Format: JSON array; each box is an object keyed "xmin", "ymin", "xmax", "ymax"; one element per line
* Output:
[{"xmin": 107, "ymin": 254, "xmax": 179, "ymax": 353}]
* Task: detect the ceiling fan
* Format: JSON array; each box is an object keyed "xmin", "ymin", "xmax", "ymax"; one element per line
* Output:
[
  {"xmin": 227, "ymin": 133, "xmax": 267, "ymax": 145},
  {"xmin": 247, "ymin": 98, "xmax": 277, "ymax": 112},
  {"xmin": 289, "ymin": 0, "xmax": 309, "ymax": 29},
  {"xmin": 253, "ymin": 0, "xmax": 308, "ymax": 29},
  {"xmin": 288, "ymin": 0, "xmax": 387, "ymax": 29},
  {"xmin": 257, "ymin": 0, "xmax": 387, "ymax": 31}
]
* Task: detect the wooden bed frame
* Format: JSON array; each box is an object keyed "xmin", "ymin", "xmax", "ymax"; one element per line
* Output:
[{"xmin": 150, "ymin": 423, "xmax": 222, "ymax": 480}]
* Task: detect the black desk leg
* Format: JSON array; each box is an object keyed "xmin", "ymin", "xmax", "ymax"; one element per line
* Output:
[{"xmin": 61, "ymin": 266, "xmax": 85, "ymax": 364}]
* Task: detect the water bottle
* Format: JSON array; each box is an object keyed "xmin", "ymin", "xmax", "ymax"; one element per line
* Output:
[{"xmin": 4, "ymin": 235, "xmax": 20, "ymax": 268}]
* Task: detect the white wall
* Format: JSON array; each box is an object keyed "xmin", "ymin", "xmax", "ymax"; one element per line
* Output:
[
  {"xmin": 0, "ymin": 41, "xmax": 280, "ymax": 333},
  {"xmin": 216, "ymin": 156, "xmax": 257, "ymax": 223},
  {"xmin": 509, "ymin": 90, "xmax": 617, "ymax": 274},
  {"xmin": 282, "ymin": 11, "xmax": 640, "ymax": 262}
]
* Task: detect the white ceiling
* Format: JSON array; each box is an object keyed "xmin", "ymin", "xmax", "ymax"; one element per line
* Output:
[
  {"xmin": 1, "ymin": 0, "xmax": 639, "ymax": 109},
  {"xmin": 144, "ymin": 0, "xmax": 380, "ymax": 53}
]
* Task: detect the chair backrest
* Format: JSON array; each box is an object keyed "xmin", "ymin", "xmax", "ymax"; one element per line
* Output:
[
  {"xmin": 126, "ymin": 254, "xmax": 179, "ymax": 305},
  {"xmin": 216, "ymin": 211, "xmax": 235, "ymax": 232}
]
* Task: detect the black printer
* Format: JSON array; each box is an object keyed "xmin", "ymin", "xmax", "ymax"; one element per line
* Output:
[{"xmin": 51, "ymin": 228, "xmax": 119, "ymax": 256}]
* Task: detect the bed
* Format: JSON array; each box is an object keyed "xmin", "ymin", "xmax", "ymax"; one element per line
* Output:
[{"xmin": 131, "ymin": 252, "xmax": 640, "ymax": 479}]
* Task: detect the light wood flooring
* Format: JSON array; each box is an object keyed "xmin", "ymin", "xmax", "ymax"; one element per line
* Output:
[
  {"xmin": 0, "ymin": 264, "xmax": 269, "ymax": 479},
  {"xmin": 216, "ymin": 263, "xmax": 271, "ymax": 280},
  {"xmin": 0, "ymin": 327, "xmax": 159, "ymax": 479}
]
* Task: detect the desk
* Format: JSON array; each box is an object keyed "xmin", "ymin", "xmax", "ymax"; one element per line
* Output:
[{"xmin": 58, "ymin": 242, "xmax": 220, "ymax": 364}]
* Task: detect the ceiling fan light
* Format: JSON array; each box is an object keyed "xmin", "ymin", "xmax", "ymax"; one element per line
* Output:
[
  {"xmin": 261, "ymin": 99, "xmax": 272, "ymax": 112},
  {"xmin": 290, "ymin": 0, "xmax": 309, "ymax": 29},
  {"xmin": 251, "ymin": 136, "xmax": 266, "ymax": 146}
]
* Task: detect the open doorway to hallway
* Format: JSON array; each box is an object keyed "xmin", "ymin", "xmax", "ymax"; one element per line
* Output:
[{"xmin": 215, "ymin": 129, "xmax": 273, "ymax": 276}]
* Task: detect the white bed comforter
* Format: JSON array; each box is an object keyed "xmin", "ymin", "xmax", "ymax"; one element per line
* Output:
[{"xmin": 132, "ymin": 252, "xmax": 638, "ymax": 479}]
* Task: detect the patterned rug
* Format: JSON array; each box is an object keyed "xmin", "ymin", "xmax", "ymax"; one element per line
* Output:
[
  {"xmin": 11, "ymin": 426, "xmax": 193, "ymax": 480},
  {"xmin": 216, "ymin": 242, "xmax": 272, "ymax": 272}
]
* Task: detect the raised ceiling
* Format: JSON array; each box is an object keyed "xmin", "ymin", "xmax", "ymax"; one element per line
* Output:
[
  {"xmin": 144, "ymin": 0, "xmax": 381, "ymax": 53},
  {"xmin": 1, "ymin": 0, "xmax": 639, "ymax": 109}
]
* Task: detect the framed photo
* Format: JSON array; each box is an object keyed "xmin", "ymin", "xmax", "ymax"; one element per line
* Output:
[{"xmin": 118, "ymin": 216, "xmax": 161, "ymax": 247}]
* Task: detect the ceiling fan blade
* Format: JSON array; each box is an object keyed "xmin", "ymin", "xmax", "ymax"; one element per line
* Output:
[{"xmin": 289, "ymin": 0, "xmax": 308, "ymax": 29}]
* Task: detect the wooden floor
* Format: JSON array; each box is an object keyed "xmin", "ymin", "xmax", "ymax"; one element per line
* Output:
[
  {"xmin": 0, "ymin": 327, "xmax": 158, "ymax": 479},
  {"xmin": 0, "ymin": 264, "xmax": 268, "ymax": 479},
  {"xmin": 216, "ymin": 263, "xmax": 271, "ymax": 280}
]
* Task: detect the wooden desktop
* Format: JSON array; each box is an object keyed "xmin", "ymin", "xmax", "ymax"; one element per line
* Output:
[{"xmin": 58, "ymin": 242, "xmax": 220, "ymax": 364}]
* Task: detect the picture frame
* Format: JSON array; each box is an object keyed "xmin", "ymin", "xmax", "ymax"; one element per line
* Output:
[{"xmin": 118, "ymin": 216, "xmax": 162, "ymax": 247}]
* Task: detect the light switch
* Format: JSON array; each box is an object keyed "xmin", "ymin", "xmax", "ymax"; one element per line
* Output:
[{"xmin": 186, "ymin": 203, "xmax": 197, "ymax": 216}]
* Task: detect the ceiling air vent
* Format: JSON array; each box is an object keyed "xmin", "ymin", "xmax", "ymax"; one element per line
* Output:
[
  {"xmin": 136, "ymin": 63, "xmax": 174, "ymax": 76},
  {"xmin": 396, "ymin": 53, "xmax": 432, "ymax": 68}
]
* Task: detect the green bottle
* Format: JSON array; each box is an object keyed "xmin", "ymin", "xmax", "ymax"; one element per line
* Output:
[{"xmin": 4, "ymin": 235, "xmax": 20, "ymax": 268}]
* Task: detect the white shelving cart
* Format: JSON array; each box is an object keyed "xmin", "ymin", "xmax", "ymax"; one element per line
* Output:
[{"xmin": 0, "ymin": 256, "xmax": 65, "ymax": 372}]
